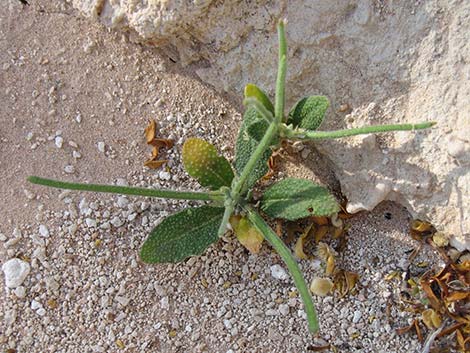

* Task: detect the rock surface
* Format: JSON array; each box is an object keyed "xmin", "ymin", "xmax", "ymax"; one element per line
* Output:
[{"xmin": 71, "ymin": 0, "xmax": 469, "ymax": 249}]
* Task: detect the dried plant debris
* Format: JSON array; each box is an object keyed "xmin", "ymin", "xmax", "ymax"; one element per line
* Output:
[
  {"xmin": 143, "ymin": 119, "xmax": 174, "ymax": 169},
  {"xmin": 394, "ymin": 219, "xmax": 470, "ymax": 352}
]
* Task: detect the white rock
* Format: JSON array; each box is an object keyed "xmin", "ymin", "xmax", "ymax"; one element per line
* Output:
[
  {"xmin": 64, "ymin": 165, "xmax": 74, "ymax": 174},
  {"xmin": 2, "ymin": 258, "xmax": 31, "ymax": 288},
  {"xmin": 97, "ymin": 141, "xmax": 105, "ymax": 152},
  {"xmin": 117, "ymin": 196, "xmax": 128, "ymax": 208},
  {"xmin": 110, "ymin": 216, "xmax": 124, "ymax": 228},
  {"xmin": 352, "ymin": 310, "xmax": 362, "ymax": 324},
  {"xmin": 54, "ymin": 136, "xmax": 63, "ymax": 148},
  {"xmin": 39, "ymin": 225, "xmax": 49, "ymax": 237},
  {"xmin": 14, "ymin": 286, "xmax": 26, "ymax": 298},
  {"xmin": 160, "ymin": 296, "xmax": 169, "ymax": 309},
  {"xmin": 115, "ymin": 295, "xmax": 130, "ymax": 306},
  {"xmin": 85, "ymin": 218, "xmax": 97, "ymax": 228},
  {"xmin": 279, "ymin": 304, "xmax": 289, "ymax": 316},
  {"xmin": 159, "ymin": 171, "xmax": 171, "ymax": 181},
  {"xmin": 270, "ymin": 264, "xmax": 288, "ymax": 281},
  {"xmin": 31, "ymin": 299, "xmax": 42, "ymax": 310}
]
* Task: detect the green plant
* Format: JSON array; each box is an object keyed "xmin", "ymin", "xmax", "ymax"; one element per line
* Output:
[{"xmin": 28, "ymin": 20, "xmax": 434, "ymax": 333}]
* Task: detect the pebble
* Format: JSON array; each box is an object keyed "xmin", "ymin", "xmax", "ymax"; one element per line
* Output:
[
  {"xmin": 110, "ymin": 216, "xmax": 124, "ymax": 228},
  {"xmin": 85, "ymin": 218, "xmax": 97, "ymax": 228},
  {"xmin": 270, "ymin": 264, "xmax": 288, "ymax": 280},
  {"xmin": 55, "ymin": 136, "xmax": 63, "ymax": 148},
  {"xmin": 97, "ymin": 141, "xmax": 105, "ymax": 153},
  {"xmin": 64, "ymin": 165, "xmax": 74, "ymax": 174},
  {"xmin": 39, "ymin": 224, "xmax": 50, "ymax": 237},
  {"xmin": 279, "ymin": 304, "xmax": 289, "ymax": 316},
  {"xmin": 14, "ymin": 286, "xmax": 26, "ymax": 298},
  {"xmin": 2, "ymin": 258, "xmax": 31, "ymax": 288},
  {"xmin": 352, "ymin": 310, "xmax": 362, "ymax": 323},
  {"xmin": 159, "ymin": 171, "xmax": 171, "ymax": 181}
]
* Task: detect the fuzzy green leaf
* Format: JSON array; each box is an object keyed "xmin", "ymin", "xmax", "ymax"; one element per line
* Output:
[
  {"xmin": 140, "ymin": 206, "xmax": 224, "ymax": 263},
  {"xmin": 234, "ymin": 107, "xmax": 272, "ymax": 189},
  {"xmin": 287, "ymin": 96, "xmax": 329, "ymax": 130},
  {"xmin": 244, "ymin": 83, "xmax": 274, "ymax": 114},
  {"xmin": 182, "ymin": 138, "xmax": 234, "ymax": 190},
  {"xmin": 261, "ymin": 178, "xmax": 339, "ymax": 220}
]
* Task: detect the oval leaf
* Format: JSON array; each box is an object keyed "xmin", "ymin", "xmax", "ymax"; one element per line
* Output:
[
  {"xmin": 261, "ymin": 178, "xmax": 339, "ymax": 220},
  {"xmin": 287, "ymin": 96, "xmax": 329, "ymax": 130},
  {"xmin": 244, "ymin": 83, "xmax": 274, "ymax": 114},
  {"xmin": 183, "ymin": 138, "xmax": 234, "ymax": 190},
  {"xmin": 230, "ymin": 215, "xmax": 264, "ymax": 254},
  {"xmin": 235, "ymin": 107, "xmax": 272, "ymax": 189},
  {"xmin": 140, "ymin": 206, "xmax": 224, "ymax": 263}
]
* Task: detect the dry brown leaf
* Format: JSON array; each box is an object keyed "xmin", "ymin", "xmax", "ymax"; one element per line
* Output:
[
  {"xmin": 314, "ymin": 225, "xmax": 329, "ymax": 243},
  {"xmin": 294, "ymin": 224, "xmax": 313, "ymax": 260},
  {"xmin": 422, "ymin": 309, "xmax": 442, "ymax": 329},
  {"xmin": 411, "ymin": 219, "xmax": 433, "ymax": 233},
  {"xmin": 333, "ymin": 269, "xmax": 359, "ymax": 298},
  {"xmin": 144, "ymin": 160, "xmax": 167, "ymax": 169},
  {"xmin": 307, "ymin": 344, "xmax": 331, "ymax": 352},
  {"xmin": 446, "ymin": 291, "xmax": 470, "ymax": 302},
  {"xmin": 311, "ymin": 216, "xmax": 329, "ymax": 226},
  {"xmin": 149, "ymin": 138, "xmax": 174, "ymax": 149},
  {"xmin": 310, "ymin": 277, "xmax": 333, "ymax": 296},
  {"xmin": 144, "ymin": 119, "xmax": 156, "ymax": 143}
]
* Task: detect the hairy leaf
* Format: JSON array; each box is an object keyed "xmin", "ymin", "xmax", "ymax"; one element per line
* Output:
[
  {"xmin": 140, "ymin": 206, "xmax": 224, "ymax": 263},
  {"xmin": 261, "ymin": 178, "xmax": 339, "ymax": 220},
  {"xmin": 244, "ymin": 83, "xmax": 274, "ymax": 114},
  {"xmin": 230, "ymin": 215, "xmax": 264, "ymax": 254},
  {"xmin": 234, "ymin": 107, "xmax": 272, "ymax": 189},
  {"xmin": 287, "ymin": 96, "xmax": 329, "ymax": 130},
  {"xmin": 183, "ymin": 138, "xmax": 234, "ymax": 190}
]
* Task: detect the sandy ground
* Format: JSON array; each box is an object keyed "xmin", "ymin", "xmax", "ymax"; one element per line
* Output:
[{"xmin": 1, "ymin": 1, "xmax": 450, "ymax": 353}]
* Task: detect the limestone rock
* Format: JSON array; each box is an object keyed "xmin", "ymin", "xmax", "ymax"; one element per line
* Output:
[
  {"xmin": 71, "ymin": 0, "xmax": 469, "ymax": 249},
  {"xmin": 2, "ymin": 258, "xmax": 31, "ymax": 288}
]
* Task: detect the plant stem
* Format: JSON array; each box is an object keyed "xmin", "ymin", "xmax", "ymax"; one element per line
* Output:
[
  {"xmin": 282, "ymin": 121, "xmax": 435, "ymax": 140},
  {"xmin": 28, "ymin": 176, "xmax": 221, "ymax": 202},
  {"xmin": 231, "ymin": 21, "xmax": 288, "ymax": 197},
  {"xmin": 275, "ymin": 20, "xmax": 287, "ymax": 123},
  {"xmin": 245, "ymin": 206, "xmax": 319, "ymax": 334}
]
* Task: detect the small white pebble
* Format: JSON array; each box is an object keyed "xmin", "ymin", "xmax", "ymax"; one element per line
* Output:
[
  {"xmin": 64, "ymin": 165, "xmax": 74, "ymax": 174},
  {"xmin": 72, "ymin": 150, "xmax": 81, "ymax": 159},
  {"xmin": 68, "ymin": 140, "xmax": 78, "ymax": 148},
  {"xmin": 110, "ymin": 216, "xmax": 124, "ymax": 228},
  {"xmin": 279, "ymin": 304, "xmax": 289, "ymax": 316},
  {"xmin": 85, "ymin": 218, "xmax": 97, "ymax": 228},
  {"xmin": 36, "ymin": 308, "xmax": 46, "ymax": 316},
  {"xmin": 97, "ymin": 141, "xmax": 105, "ymax": 153},
  {"xmin": 39, "ymin": 225, "xmax": 49, "ymax": 237},
  {"xmin": 270, "ymin": 264, "xmax": 288, "ymax": 280},
  {"xmin": 31, "ymin": 299, "xmax": 42, "ymax": 310},
  {"xmin": 14, "ymin": 286, "xmax": 26, "ymax": 298},
  {"xmin": 159, "ymin": 171, "xmax": 171, "ymax": 181},
  {"xmin": 54, "ymin": 136, "xmax": 63, "ymax": 148},
  {"xmin": 352, "ymin": 310, "xmax": 362, "ymax": 324}
]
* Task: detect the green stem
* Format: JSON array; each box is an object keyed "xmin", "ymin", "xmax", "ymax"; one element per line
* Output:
[
  {"xmin": 28, "ymin": 176, "xmax": 221, "ymax": 202},
  {"xmin": 245, "ymin": 206, "xmax": 319, "ymax": 333},
  {"xmin": 275, "ymin": 20, "xmax": 287, "ymax": 122},
  {"xmin": 231, "ymin": 21, "xmax": 288, "ymax": 197},
  {"xmin": 282, "ymin": 122, "xmax": 436, "ymax": 140}
]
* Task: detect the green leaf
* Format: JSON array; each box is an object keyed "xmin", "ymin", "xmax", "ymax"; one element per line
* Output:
[
  {"xmin": 244, "ymin": 83, "xmax": 274, "ymax": 114},
  {"xmin": 182, "ymin": 138, "xmax": 234, "ymax": 190},
  {"xmin": 140, "ymin": 206, "xmax": 224, "ymax": 263},
  {"xmin": 261, "ymin": 178, "xmax": 339, "ymax": 220},
  {"xmin": 287, "ymin": 96, "xmax": 329, "ymax": 130},
  {"xmin": 234, "ymin": 107, "xmax": 272, "ymax": 189}
]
